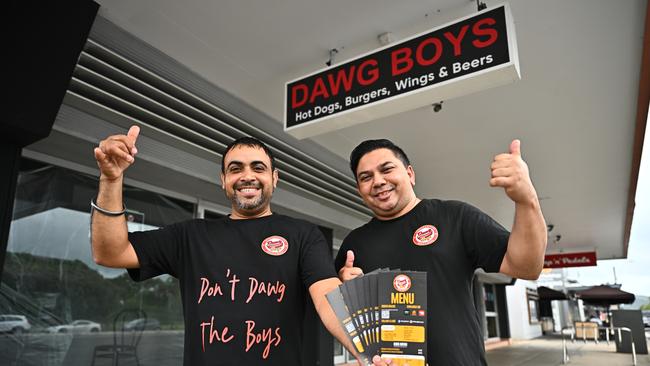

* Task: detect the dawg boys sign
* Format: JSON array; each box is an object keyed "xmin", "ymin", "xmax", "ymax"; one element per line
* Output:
[{"xmin": 284, "ymin": 4, "xmax": 520, "ymax": 139}]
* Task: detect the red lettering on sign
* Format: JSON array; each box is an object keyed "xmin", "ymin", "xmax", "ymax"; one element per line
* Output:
[
  {"xmin": 472, "ymin": 18, "xmax": 498, "ymax": 48},
  {"xmin": 415, "ymin": 37, "xmax": 443, "ymax": 66},
  {"xmin": 391, "ymin": 17, "xmax": 498, "ymax": 76},
  {"xmin": 391, "ymin": 47, "xmax": 413, "ymax": 76},
  {"xmin": 290, "ymin": 13, "xmax": 502, "ymax": 112},
  {"xmin": 291, "ymin": 84, "xmax": 309, "ymax": 109},
  {"xmin": 357, "ymin": 59, "xmax": 379, "ymax": 86},
  {"xmin": 543, "ymin": 252, "xmax": 597, "ymax": 269},
  {"xmin": 292, "ymin": 59, "xmax": 381, "ymax": 106},
  {"xmin": 327, "ymin": 67, "xmax": 356, "ymax": 95},
  {"xmin": 309, "ymin": 77, "xmax": 330, "ymax": 104},
  {"xmin": 443, "ymin": 25, "xmax": 470, "ymax": 56}
]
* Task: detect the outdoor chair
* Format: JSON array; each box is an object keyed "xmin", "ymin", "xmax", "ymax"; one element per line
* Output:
[{"xmin": 91, "ymin": 309, "xmax": 146, "ymax": 366}]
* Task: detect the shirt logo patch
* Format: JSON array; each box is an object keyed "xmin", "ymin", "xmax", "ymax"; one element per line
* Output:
[
  {"xmin": 261, "ymin": 236, "xmax": 289, "ymax": 256},
  {"xmin": 412, "ymin": 225, "xmax": 438, "ymax": 246},
  {"xmin": 393, "ymin": 274, "xmax": 412, "ymax": 292}
]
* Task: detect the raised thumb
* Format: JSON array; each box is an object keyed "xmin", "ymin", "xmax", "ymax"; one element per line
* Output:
[
  {"xmin": 344, "ymin": 250, "xmax": 355, "ymax": 268},
  {"xmin": 510, "ymin": 139, "xmax": 521, "ymax": 156}
]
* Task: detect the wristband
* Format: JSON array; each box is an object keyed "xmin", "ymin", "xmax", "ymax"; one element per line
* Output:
[{"xmin": 90, "ymin": 199, "xmax": 126, "ymax": 216}]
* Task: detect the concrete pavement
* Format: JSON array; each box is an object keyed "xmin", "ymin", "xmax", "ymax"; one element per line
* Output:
[{"xmin": 486, "ymin": 336, "xmax": 650, "ymax": 366}]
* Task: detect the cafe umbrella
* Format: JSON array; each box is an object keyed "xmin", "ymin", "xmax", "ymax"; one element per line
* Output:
[
  {"xmin": 537, "ymin": 286, "xmax": 568, "ymax": 333},
  {"xmin": 575, "ymin": 285, "xmax": 635, "ymax": 306},
  {"xmin": 538, "ymin": 286, "xmax": 568, "ymax": 301},
  {"xmin": 575, "ymin": 285, "xmax": 635, "ymax": 329}
]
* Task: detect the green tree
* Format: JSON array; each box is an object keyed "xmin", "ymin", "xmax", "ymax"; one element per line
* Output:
[{"xmin": 2, "ymin": 253, "xmax": 183, "ymax": 330}]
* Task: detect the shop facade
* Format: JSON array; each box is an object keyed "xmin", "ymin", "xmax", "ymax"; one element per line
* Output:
[{"xmin": 0, "ymin": 13, "xmax": 555, "ymax": 366}]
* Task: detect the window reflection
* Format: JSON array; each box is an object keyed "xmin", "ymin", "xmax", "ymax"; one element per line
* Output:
[{"xmin": 1, "ymin": 159, "xmax": 192, "ymax": 366}]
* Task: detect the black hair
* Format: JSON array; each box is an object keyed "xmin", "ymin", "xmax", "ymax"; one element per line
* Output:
[
  {"xmin": 349, "ymin": 139, "xmax": 411, "ymax": 179},
  {"xmin": 221, "ymin": 137, "xmax": 275, "ymax": 173}
]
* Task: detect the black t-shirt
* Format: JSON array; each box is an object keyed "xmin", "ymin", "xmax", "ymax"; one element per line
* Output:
[
  {"xmin": 127, "ymin": 214, "xmax": 336, "ymax": 366},
  {"xmin": 334, "ymin": 199, "xmax": 509, "ymax": 366}
]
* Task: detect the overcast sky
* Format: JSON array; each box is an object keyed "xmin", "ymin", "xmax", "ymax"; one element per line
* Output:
[{"xmin": 563, "ymin": 106, "xmax": 650, "ymax": 298}]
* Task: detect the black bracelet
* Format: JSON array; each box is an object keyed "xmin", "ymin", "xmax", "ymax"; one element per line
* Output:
[{"xmin": 91, "ymin": 199, "xmax": 127, "ymax": 216}]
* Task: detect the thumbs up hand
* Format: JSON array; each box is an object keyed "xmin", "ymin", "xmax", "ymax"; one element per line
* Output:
[
  {"xmin": 94, "ymin": 125, "xmax": 140, "ymax": 182},
  {"xmin": 338, "ymin": 250, "xmax": 364, "ymax": 282},
  {"xmin": 490, "ymin": 139, "xmax": 538, "ymax": 205}
]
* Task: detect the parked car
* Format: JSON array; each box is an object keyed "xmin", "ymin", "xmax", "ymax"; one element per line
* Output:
[
  {"xmin": 124, "ymin": 318, "xmax": 161, "ymax": 331},
  {"xmin": 643, "ymin": 310, "xmax": 650, "ymax": 328},
  {"xmin": 0, "ymin": 314, "xmax": 31, "ymax": 334},
  {"xmin": 46, "ymin": 320, "xmax": 101, "ymax": 333}
]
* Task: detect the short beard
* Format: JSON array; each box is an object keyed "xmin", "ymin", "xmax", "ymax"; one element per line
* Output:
[
  {"xmin": 227, "ymin": 181, "xmax": 271, "ymax": 213},
  {"xmin": 231, "ymin": 191, "xmax": 267, "ymax": 211}
]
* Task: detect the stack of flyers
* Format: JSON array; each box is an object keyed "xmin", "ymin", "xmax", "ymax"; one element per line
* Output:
[{"xmin": 326, "ymin": 269, "xmax": 427, "ymax": 366}]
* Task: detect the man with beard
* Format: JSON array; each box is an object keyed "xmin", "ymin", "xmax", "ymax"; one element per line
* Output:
[
  {"xmin": 335, "ymin": 139, "xmax": 547, "ymax": 366},
  {"xmin": 91, "ymin": 126, "xmax": 359, "ymax": 365}
]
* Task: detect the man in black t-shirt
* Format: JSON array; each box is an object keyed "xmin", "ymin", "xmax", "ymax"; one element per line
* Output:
[
  {"xmin": 91, "ymin": 126, "xmax": 359, "ymax": 365},
  {"xmin": 335, "ymin": 139, "xmax": 547, "ymax": 366}
]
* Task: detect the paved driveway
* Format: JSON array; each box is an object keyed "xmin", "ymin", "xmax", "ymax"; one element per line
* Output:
[{"xmin": 487, "ymin": 337, "xmax": 650, "ymax": 366}]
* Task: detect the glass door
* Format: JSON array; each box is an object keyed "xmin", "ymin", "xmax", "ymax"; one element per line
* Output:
[{"xmin": 483, "ymin": 284, "xmax": 500, "ymax": 339}]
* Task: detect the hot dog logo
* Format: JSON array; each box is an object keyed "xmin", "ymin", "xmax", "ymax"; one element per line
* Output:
[
  {"xmin": 412, "ymin": 225, "xmax": 438, "ymax": 246},
  {"xmin": 393, "ymin": 274, "xmax": 412, "ymax": 292},
  {"xmin": 261, "ymin": 236, "xmax": 289, "ymax": 256}
]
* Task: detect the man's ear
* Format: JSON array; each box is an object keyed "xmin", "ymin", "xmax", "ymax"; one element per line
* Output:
[
  {"xmin": 220, "ymin": 172, "xmax": 225, "ymax": 189},
  {"xmin": 407, "ymin": 165, "xmax": 416, "ymax": 186},
  {"xmin": 272, "ymin": 169, "xmax": 279, "ymax": 188}
]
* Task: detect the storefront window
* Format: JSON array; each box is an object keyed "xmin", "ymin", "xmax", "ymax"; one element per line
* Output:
[
  {"xmin": 0, "ymin": 159, "xmax": 193, "ymax": 365},
  {"xmin": 484, "ymin": 284, "xmax": 496, "ymax": 312},
  {"xmin": 203, "ymin": 210, "xmax": 225, "ymax": 220},
  {"xmin": 527, "ymin": 291, "xmax": 540, "ymax": 324},
  {"xmin": 333, "ymin": 339, "xmax": 345, "ymax": 364},
  {"xmin": 332, "ymin": 248, "xmax": 355, "ymax": 365},
  {"xmin": 483, "ymin": 284, "xmax": 499, "ymax": 339}
]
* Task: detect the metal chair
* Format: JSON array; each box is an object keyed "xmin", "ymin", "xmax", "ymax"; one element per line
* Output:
[{"xmin": 91, "ymin": 309, "xmax": 146, "ymax": 366}]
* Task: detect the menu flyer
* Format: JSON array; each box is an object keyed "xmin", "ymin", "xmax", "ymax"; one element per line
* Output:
[{"xmin": 327, "ymin": 270, "xmax": 427, "ymax": 366}]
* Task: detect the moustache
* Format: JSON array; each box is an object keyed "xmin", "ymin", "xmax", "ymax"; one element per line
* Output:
[
  {"xmin": 372, "ymin": 184, "xmax": 395, "ymax": 195},
  {"xmin": 234, "ymin": 181, "xmax": 262, "ymax": 190}
]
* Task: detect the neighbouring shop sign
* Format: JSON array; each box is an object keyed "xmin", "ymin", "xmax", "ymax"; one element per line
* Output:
[
  {"xmin": 284, "ymin": 4, "xmax": 520, "ymax": 139},
  {"xmin": 544, "ymin": 251, "xmax": 598, "ymax": 269}
]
